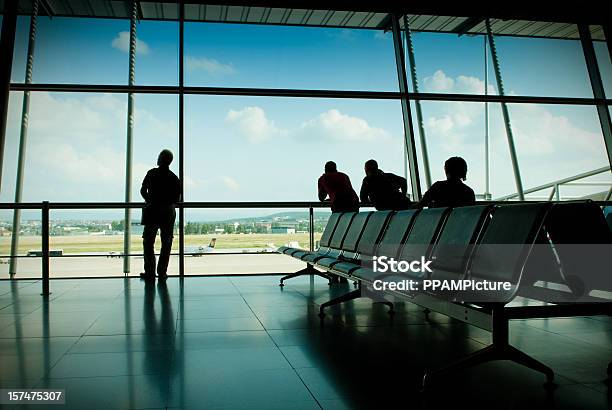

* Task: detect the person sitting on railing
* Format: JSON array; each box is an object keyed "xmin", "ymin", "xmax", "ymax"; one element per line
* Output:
[
  {"xmin": 318, "ymin": 161, "xmax": 359, "ymax": 213},
  {"xmin": 415, "ymin": 156, "xmax": 476, "ymax": 208},
  {"xmin": 140, "ymin": 149, "xmax": 182, "ymax": 281},
  {"xmin": 359, "ymin": 159, "xmax": 412, "ymax": 211}
]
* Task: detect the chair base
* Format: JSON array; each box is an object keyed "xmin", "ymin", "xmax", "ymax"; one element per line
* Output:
[
  {"xmin": 279, "ymin": 265, "xmax": 332, "ymax": 287},
  {"xmin": 318, "ymin": 284, "xmax": 394, "ymax": 318},
  {"xmin": 422, "ymin": 307, "xmax": 555, "ymax": 391}
]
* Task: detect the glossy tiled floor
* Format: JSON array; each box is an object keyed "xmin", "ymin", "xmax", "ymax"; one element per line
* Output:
[{"xmin": 0, "ymin": 275, "xmax": 610, "ymax": 409}]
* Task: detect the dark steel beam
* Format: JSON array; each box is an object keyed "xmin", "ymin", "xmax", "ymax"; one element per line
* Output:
[
  {"xmin": 179, "ymin": 0, "xmax": 185, "ymax": 277},
  {"xmin": 453, "ymin": 16, "xmax": 484, "ymax": 36},
  {"xmin": 9, "ymin": 83, "xmax": 612, "ymax": 105},
  {"xmin": 392, "ymin": 14, "xmax": 421, "ymax": 201}
]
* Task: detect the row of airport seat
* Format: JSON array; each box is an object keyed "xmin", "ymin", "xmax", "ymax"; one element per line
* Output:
[
  {"xmin": 280, "ymin": 201, "xmax": 611, "ymax": 301},
  {"xmin": 277, "ymin": 200, "xmax": 612, "ymax": 388}
]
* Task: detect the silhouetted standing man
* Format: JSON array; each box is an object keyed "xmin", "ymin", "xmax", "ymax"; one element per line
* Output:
[
  {"xmin": 318, "ymin": 161, "xmax": 359, "ymax": 213},
  {"xmin": 359, "ymin": 159, "xmax": 411, "ymax": 210},
  {"xmin": 140, "ymin": 149, "xmax": 181, "ymax": 281}
]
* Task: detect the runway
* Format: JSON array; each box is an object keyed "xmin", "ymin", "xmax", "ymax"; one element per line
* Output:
[{"xmin": 0, "ymin": 253, "xmax": 306, "ymax": 278}]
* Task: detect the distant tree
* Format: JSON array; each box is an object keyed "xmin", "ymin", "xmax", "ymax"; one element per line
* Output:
[{"xmin": 111, "ymin": 220, "xmax": 125, "ymax": 231}]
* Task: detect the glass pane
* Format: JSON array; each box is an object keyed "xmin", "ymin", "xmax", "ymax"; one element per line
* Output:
[
  {"xmin": 135, "ymin": 20, "xmax": 179, "ymax": 86},
  {"xmin": 412, "ymin": 101, "xmax": 516, "ymax": 200},
  {"xmin": 26, "ymin": 17, "xmax": 129, "ymax": 84},
  {"xmin": 185, "ymin": 23, "xmax": 398, "ymax": 91},
  {"xmin": 131, "ymin": 93, "xmax": 180, "ymax": 255},
  {"xmin": 185, "ymin": 96, "xmax": 406, "ymax": 201},
  {"xmin": 4, "ymin": 92, "xmax": 127, "ymax": 202},
  {"xmin": 494, "ymin": 35, "xmax": 593, "ymax": 98},
  {"xmin": 506, "ymin": 104, "xmax": 611, "ymax": 199},
  {"xmin": 0, "ymin": 92, "xmax": 22, "ymax": 203},
  {"xmin": 407, "ymin": 31, "xmax": 491, "ymax": 95},
  {"xmin": 10, "ymin": 16, "xmax": 30, "ymax": 83},
  {"xmin": 183, "ymin": 207, "xmax": 323, "ymax": 275}
]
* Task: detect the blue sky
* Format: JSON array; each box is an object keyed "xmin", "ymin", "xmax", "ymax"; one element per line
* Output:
[{"xmin": 1, "ymin": 16, "xmax": 611, "ymax": 220}]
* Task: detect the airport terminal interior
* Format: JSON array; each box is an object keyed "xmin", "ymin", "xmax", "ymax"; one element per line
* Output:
[{"xmin": 0, "ymin": 1, "xmax": 611, "ymax": 409}]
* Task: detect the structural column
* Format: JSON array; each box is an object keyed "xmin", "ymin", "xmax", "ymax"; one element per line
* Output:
[
  {"xmin": 0, "ymin": 0, "xmax": 19, "ymax": 193},
  {"xmin": 10, "ymin": 0, "xmax": 39, "ymax": 276},
  {"xmin": 391, "ymin": 14, "xmax": 422, "ymax": 201},
  {"xmin": 579, "ymin": 24, "xmax": 612, "ymax": 169},
  {"xmin": 486, "ymin": 19, "xmax": 524, "ymax": 200},
  {"xmin": 178, "ymin": 0, "xmax": 185, "ymax": 276},
  {"xmin": 403, "ymin": 16, "xmax": 432, "ymax": 189},
  {"xmin": 123, "ymin": 0, "xmax": 138, "ymax": 274},
  {"xmin": 484, "ymin": 35, "xmax": 491, "ymax": 200}
]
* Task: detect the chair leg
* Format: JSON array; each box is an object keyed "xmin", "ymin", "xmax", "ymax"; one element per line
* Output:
[
  {"xmin": 319, "ymin": 287, "xmax": 361, "ymax": 318},
  {"xmin": 423, "ymin": 345, "xmax": 499, "ymax": 389},
  {"xmin": 506, "ymin": 345, "xmax": 555, "ymax": 385},
  {"xmin": 423, "ymin": 307, "xmax": 555, "ymax": 391},
  {"xmin": 279, "ymin": 264, "xmax": 328, "ymax": 287},
  {"xmin": 422, "ymin": 343, "xmax": 555, "ymax": 391}
]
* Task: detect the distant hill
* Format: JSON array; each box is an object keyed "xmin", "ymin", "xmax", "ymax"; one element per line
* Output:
[{"xmin": 214, "ymin": 211, "xmax": 332, "ymax": 223}]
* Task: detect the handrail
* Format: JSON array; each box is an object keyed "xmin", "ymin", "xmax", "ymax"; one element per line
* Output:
[
  {"xmin": 495, "ymin": 166, "xmax": 612, "ymax": 201},
  {"xmin": 2, "ymin": 199, "xmax": 612, "ymax": 294},
  {"xmin": 0, "ymin": 201, "xmax": 335, "ymax": 210},
  {"xmin": 1, "ymin": 199, "xmax": 612, "ymax": 210}
]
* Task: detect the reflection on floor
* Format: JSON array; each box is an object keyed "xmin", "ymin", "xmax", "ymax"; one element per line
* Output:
[{"xmin": 0, "ymin": 276, "xmax": 610, "ymax": 410}]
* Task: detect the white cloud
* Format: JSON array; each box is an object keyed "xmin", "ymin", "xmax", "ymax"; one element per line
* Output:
[
  {"xmin": 220, "ymin": 176, "xmax": 240, "ymax": 191},
  {"xmin": 186, "ymin": 56, "xmax": 237, "ymax": 75},
  {"xmin": 511, "ymin": 104, "xmax": 603, "ymax": 157},
  {"xmin": 299, "ymin": 109, "xmax": 389, "ymax": 142},
  {"xmin": 111, "ymin": 31, "xmax": 150, "ymax": 55},
  {"xmin": 225, "ymin": 106, "xmax": 286, "ymax": 143},
  {"xmin": 422, "ymin": 70, "xmax": 496, "ymax": 95},
  {"xmin": 2, "ymin": 92, "xmax": 178, "ymax": 202}
]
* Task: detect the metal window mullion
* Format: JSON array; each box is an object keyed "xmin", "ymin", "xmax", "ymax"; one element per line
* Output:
[
  {"xmin": 579, "ymin": 24, "xmax": 612, "ymax": 169},
  {"xmin": 486, "ymin": 19, "xmax": 525, "ymax": 201},
  {"xmin": 10, "ymin": 0, "xmax": 39, "ymax": 276},
  {"xmin": 179, "ymin": 0, "xmax": 185, "ymax": 277},
  {"xmin": 391, "ymin": 14, "xmax": 422, "ymax": 201},
  {"xmin": 123, "ymin": 0, "xmax": 138, "ymax": 274},
  {"xmin": 404, "ymin": 16, "xmax": 431, "ymax": 189}
]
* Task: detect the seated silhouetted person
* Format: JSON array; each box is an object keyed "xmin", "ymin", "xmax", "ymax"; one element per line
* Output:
[
  {"xmin": 360, "ymin": 159, "xmax": 411, "ymax": 211},
  {"xmin": 318, "ymin": 161, "xmax": 359, "ymax": 213},
  {"xmin": 140, "ymin": 149, "xmax": 181, "ymax": 281},
  {"xmin": 416, "ymin": 156, "xmax": 476, "ymax": 208}
]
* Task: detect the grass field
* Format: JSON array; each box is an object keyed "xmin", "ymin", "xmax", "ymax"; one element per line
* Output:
[{"xmin": 0, "ymin": 233, "xmax": 323, "ymax": 255}]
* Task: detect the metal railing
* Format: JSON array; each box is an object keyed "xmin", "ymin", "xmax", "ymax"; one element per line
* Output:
[
  {"xmin": 0, "ymin": 201, "xmax": 340, "ymax": 294},
  {"xmin": 2, "ymin": 198, "xmax": 612, "ymax": 295}
]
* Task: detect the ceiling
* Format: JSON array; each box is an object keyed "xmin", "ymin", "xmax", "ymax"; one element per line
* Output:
[{"xmin": 1, "ymin": 1, "xmax": 607, "ymax": 40}]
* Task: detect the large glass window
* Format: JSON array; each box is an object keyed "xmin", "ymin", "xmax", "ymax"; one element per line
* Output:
[
  {"xmin": 2, "ymin": 10, "xmax": 611, "ymax": 278},
  {"xmin": 185, "ymin": 23, "xmax": 398, "ymax": 91},
  {"xmin": 407, "ymin": 31, "xmax": 492, "ymax": 95},
  {"xmin": 19, "ymin": 17, "xmax": 129, "ymax": 84},
  {"xmin": 507, "ymin": 104, "xmax": 610, "ymax": 198},
  {"xmin": 135, "ymin": 20, "xmax": 179, "ymax": 86},
  {"xmin": 494, "ymin": 35, "xmax": 593, "ymax": 98},
  {"xmin": 15, "ymin": 92, "xmax": 126, "ymax": 202},
  {"xmin": 185, "ymin": 96, "xmax": 405, "ymax": 205}
]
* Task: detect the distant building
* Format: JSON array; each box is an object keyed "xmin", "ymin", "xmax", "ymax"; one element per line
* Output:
[{"xmin": 271, "ymin": 227, "xmax": 296, "ymax": 234}]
